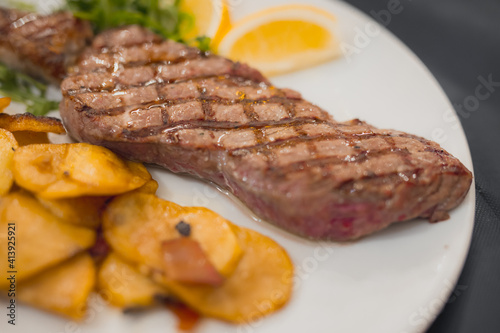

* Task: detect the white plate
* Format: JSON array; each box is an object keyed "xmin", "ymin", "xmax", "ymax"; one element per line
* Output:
[{"xmin": 1, "ymin": 0, "xmax": 475, "ymax": 332}]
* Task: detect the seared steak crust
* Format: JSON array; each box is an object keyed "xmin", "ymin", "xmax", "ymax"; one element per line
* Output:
[
  {"xmin": 60, "ymin": 26, "xmax": 472, "ymax": 241},
  {"xmin": 0, "ymin": 7, "xmax": 92, "ymax": 83}
]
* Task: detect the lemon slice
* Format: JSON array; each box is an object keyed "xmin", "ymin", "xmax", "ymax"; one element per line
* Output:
[
  {"xmin": 216, "ymin": 4, "xmax": 341, "ymax": 76},
  {"xmin": 179, "ymin": 0, "xmax": 231, "ymax": 44}
]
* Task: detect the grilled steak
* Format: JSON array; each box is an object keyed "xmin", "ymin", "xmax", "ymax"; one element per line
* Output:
[
  {"xmin": 60, "ymin": 26, "xmax": 472, "ymax": 241},
  {"xmin": 0, "ymin": 7, "xmax": 92, "ymax": 83}
]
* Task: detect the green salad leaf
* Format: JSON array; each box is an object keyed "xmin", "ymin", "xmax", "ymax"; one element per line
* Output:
[
  {"xmin": 66, "ymin": 0, "xmax": 212, "ymax": 51},
  {"xmin": 0, "ymin": 63, "xmax": 59, "ymax": 116},
  {"xmin": 0, "ymin": 0, "xmax": 211, "ymax": 116}
]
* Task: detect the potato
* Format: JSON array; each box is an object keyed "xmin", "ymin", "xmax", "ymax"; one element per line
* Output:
[
  {"xmin": 102, "ymin": 193, "xmax": 243, "ymax": 278},
  {"xmin": 36, "ymin": 196, "xmax": 110, "ymax": 229},
  {"xmin": 153, "ymin": 225, "xmax": 294, "ymax": 323},
  {"xmin": 0, "ymin": 113, "xmax": 65, "ymax": 146},
  {"xmin": 0, "ymin": 97, "xmax": 10, "ymax": 113},
  {"xmin": 0, "ymin": 128, "xmax": 18, "ymax": 195},
  {"xmin": 134, "ymin": 179, "xmax": 159, "ymax": 194},
  {"xmin": 13, "ymin": 131, "xmax": 51, "ymax": 146},
  {"xmin": 98, "ymin": 252, "xmax": 169, "ymax": 308},
  {"xmin": 0, "ymin": 113, "xmax": 65, "ymax": 134},
  {"xmin": 0, "ymin": 192, "xmax": 96, "ymax": 288},
  {"xmin": 13, "ymin": 143, "xmax": 151, "ymax": 198},
  {"xmin": 17, "ymin": 253, "xmax": 96, "ymax": 320}
]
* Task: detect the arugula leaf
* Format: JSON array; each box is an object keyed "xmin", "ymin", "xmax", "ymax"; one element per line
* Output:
[
  {"xmin": 66, "ymin": 0, "xmax": 212, "ymax": 51},
  {"xmin": 0, "ymin": 63, "xmax": 59, "ymax": 116}
]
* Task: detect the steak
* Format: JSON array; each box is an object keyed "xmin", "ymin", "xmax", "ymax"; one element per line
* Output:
[
  {"xmin": 0, "ymin": 8, "xmax": 92, "ymax": 83},
  {"xmin": 60, "ymin": 26, "xmax": 472, "ymax": 241}
]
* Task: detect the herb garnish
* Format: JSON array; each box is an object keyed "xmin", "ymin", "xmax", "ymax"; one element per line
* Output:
[
  {"xmin": 66, "ymin": 0, "xmax": 212, "ymax": 51},
  {"xmin": 0, "ymin": 63, "xmax": 60, "ymax": 116}
]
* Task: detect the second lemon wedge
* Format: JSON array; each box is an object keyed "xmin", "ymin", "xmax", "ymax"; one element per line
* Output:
[{"xmin": 216, "ymin": 4, "xmax": 341, "ymax": 76}]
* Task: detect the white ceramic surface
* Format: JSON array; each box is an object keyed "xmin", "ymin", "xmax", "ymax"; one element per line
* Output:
[{"xmin": 1, "ymin": 1, "xmax": 475, "ymax": 333}]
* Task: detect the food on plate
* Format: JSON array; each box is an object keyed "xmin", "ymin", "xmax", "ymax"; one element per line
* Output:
[
  {"xmin": 103, "ymin": 192, "xmax": 243, "ymax": 278},
  {"xmin": 60, "ymin": 25, "xmax": 472, "ymax": 241},
  {"xmin": 0, "ymin": 128, "xmax": 18, "ymax": 195},
  {"xmin": 66, "ymin": 0, "xmax": 211, "ymax": 51},
  {"xmin": 0, "ymin": 111, "xmax": 66, "ymax": 145},
  {"xmin": 0, "ymin": 62, "xmax": 60, "ymax": 115},
  {"xmin": 0, "ymin": 96, "xmax": 10, "ymax": 112},
  {"xmin": 0, "ymin": 7, "xmax": 93, "ymax": 83},
  {"xmin": 17, "ymin": 253, "xmax": 96, "ymax": 320},
  {"xmin": 216, "ymin": 4, "xmax": 341, "ymax": 76},
  {"xmin": 103, "ymin": 192, "xmax": 293, "ymax": 322},
  {"xmin": 98, "ymin": 252, "xmax": 170, "ymax": 308},
  {"xmin": 157, "ymin": 225, "xmax": 294, "ymax": 322},
  {"xmin": 12, "ymin": 143, "xmax": 151, "ymax": 198},
  {"xmin": 135, "ymin": 178, "xmax": 159, "ymax": 194},
  {"xmin": 0, "ymin": 100, "xmax": 293, "ymax": 324},
  {"xmin": 36, "ymin": 195, "xmax": 109, "ymax": 229},
  {"xmin": 0, "ymin": 112, "xmax": 65, "ymax": 133},
  {"xmin": 0, "ymin": 192, "xmax": 96, "ymax": 288},
  {"xmin": 179, "ymin": 0, "xmax": 231, "ymax": 45}
]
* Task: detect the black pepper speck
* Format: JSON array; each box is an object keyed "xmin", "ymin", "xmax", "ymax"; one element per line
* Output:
[{"xmin": 175, "ymin": 221, "xmax": 191, "ymax": 237}]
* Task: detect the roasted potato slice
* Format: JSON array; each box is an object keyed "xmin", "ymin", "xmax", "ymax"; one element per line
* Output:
[
  {"xmin": 12, "ymin": 131, "xmax": 51, "ymax": 146},
  {"xmin": 13, "ymin": 143, "xmax": 151, "ymax": 198},
  {"xmin": 134, "ymin": 179, "xmax": 159, "ymax": 194},
  {"xmin": 17, "ymin": 253, "xmax": 96, "ymax": 320},
  {"xmin": 153, "ymin": 225, "xmax": 294, "ymax": 323},
  {"xmin": 0, "ymin": 97, "xmax": 10, "ymax": 113},
  {"xmin": 36, "ymin": 196, "xmax": 110, "ymax": 229},
  {"xmin": 0, "ymin": 113, "xmax": 65, "ymax": 146},
  {"xmin": 98, "ymin": 252, "xmax": 169, "ymax": 308},
  {"xmin": 102, "ymin": 193, "xmax": 243, "ymax": 278},
  {"xmin": 0, "ymin": 113, "xmax": 65, "ymax": 134},
  {"xmin": 0, "ymin": 128, "xmax": 18, "ymax": 195},
  {"xmin": 0, "ymin": 192, "xmax": 96, "ymax": 288}
]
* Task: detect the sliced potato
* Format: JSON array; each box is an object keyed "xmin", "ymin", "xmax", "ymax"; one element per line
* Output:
[
  {"xmin": 13, "ymin": 143, "xmax": 151, "ymax": 198},
  {"xmin": 0, "ymin": 97, "xmax": 10, "ymax": 113},
  {"xmin": 0, "ymin": 113, "xmax": 65, "ymax": 134},
  {"xmin": 13, "ymin": 131, "xmax": 51, "ymax": 146},
  {"xmin": 134, "ymin": 179, "xmax": 159, "ymax": 194},
  {"xmin": 18, "ymin": 253, "xmax": 96, "ymax": 320},
  {"xmin": 0, "ymin": 113, "xmax": 65, "ymax": 146},
  {"xmin": 98, "ymin": 252, "xmax": 169, "ymax": 308},
  {"xmin": 153, "ymin": 225, "xmax": 294, "ymax": 323},
  {"xmin": 102, "ymin": 193, "xmax": 243, "ymax": 278},
  {"xmin": 36, "ymin": 196, "xmax": 110, "ymax": 229},
  {"xmin": 0, "ymin": 192, "xmax": 96, "ymax": 287},
  {"xmin": 0, "ymin": 128, "xmax": 18, "ymax": 195}
]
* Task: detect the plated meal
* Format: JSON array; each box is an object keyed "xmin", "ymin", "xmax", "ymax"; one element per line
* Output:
[{"xmin": 0, "ymin": 0, "xmax": 474, "ymax": 332}]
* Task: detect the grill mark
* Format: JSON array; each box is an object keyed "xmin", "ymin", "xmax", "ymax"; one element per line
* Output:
[
  {"xmin": 79, "ymin": 47, "xmax": 212, "ymax": 75},
  {"xmin": 227, "ymin": 131, "xmax": 441, "ymax": 158},
  {"xmin": 116, "ymin": 113, "xmax": 439, "ymax": 158},
  {"xmin": 295, "ymin": 121, "xmax": 318, "ymax": 158},
  {"xmin": 243, "ymin": 100, "xmax": 259, "ymax": 122},
  {"xmin": 94, "ymin": 38, "xmax": 202, "ymax": 57},
  {"xmin": 196, "ymin": 84, "xmax": 212, "ymax": 119},
  {"xmin": 264, "ymin": 148, "xmax": 414, "ymax": 176},
  {"xmin": 63, "ymin": 73, "xmax": 249, "ymax": 96},
  {"xmin": 384, "ymin": 135, "xmax": 417, "ymax": 170},
  {"xmin": 120, "ymin": 118, "xmax": 331, "ymax": 138},
  {"xmin": 78, "ymin": 94, "xmax": 307, "ymax": 117}
]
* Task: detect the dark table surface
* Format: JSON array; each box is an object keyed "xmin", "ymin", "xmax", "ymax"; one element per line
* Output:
[{"xmin": 343, "ymin": 0, "xmax": 500, "ymax": 332}]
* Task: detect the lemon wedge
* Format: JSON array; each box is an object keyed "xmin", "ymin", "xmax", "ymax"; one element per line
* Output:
[
  {"xmin": 179, "ymin": 0, "xmax": 231, "ymax": 44},
  {"xmin": 216, "ymin": 4, "xmax": 341, "ymax": 76}
]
